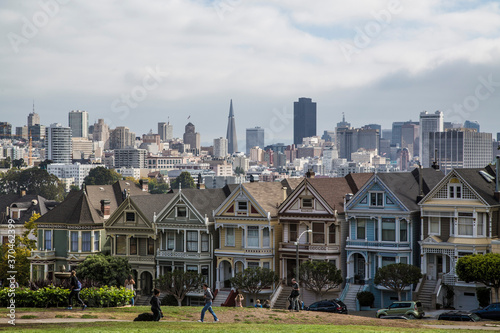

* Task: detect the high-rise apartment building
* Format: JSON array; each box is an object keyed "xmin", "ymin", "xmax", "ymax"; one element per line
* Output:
[
  {"xmin": 158, "ymin": 121, "xmax": 173, "ymax": 142},
  {"xmin": 92, "ymin": 119, "xmax": 110, "ymax": 145},
  {"xmin": 428, "ymin": 128, "xmax": 492, "ymax": 174},
  {"xmin": 183, "ymin": 122, "xmax": 200, "ymax": 154},
  {"xmin": 114, "ymin": 148, "xmax": 147, "ymax": 168},
  {"xmin": 0, "ymin": 122, "xmax": 12, "ymax": 139},
  {"xmin": 336, "ymin": 126, "xmax": 379, "ymax": 161},
  {"xmin": 226, "ymin": 100, "xmax": 238, "ymax": 154},
  {"xmin": 293, "ymin": 97, "xmax": 316, "ymax": 145},
  {"xmin": 246, "ymin": 127, "xmax": 264, "ymax": 155},
  {"xmin": 28, "ymin": 112, "xmax": 40, "ymax": 127},
  {"xmin": 213, "ymin": 137, "xmax": 228, "ymax": 158},
  {"xmin": 109, "ymin": 126, "xmax": 135, "ymax": 149},
  {"xmin": 45, "ymin": 123, "xmax": 72, "ymax": 164},
  {"xmin": 68, "ymin": 110, "xmax": 89, "ymax": 138},
  {"xmin": 419, "ymin": 111, "xmax": 444, "ymax": 168}
]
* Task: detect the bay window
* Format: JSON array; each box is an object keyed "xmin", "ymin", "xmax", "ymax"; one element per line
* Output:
[{"xmin": 248, "ymin": 226, "xmax": 259, "ymax": 247}]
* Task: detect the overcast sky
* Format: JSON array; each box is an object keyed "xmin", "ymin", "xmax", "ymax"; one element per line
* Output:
[{"xmin": 1, "ymin": 0, "xmax": 500, "ymax": 147}]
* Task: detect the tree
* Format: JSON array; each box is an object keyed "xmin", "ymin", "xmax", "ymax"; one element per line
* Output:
[
  {"xmin": 0, "ymin": 168, "xmax": 65, "ymax": 201},
  {"xmin": 230, "ymin": 267, "xmax": 279, "ymax": 303},
  {"xmin": 0, "ymin": 157, "xmax": 11, "ymax": 168},
  {"xmin": 170, "ymin": 171, "xmax": 195, "ymax": 190},
  {"xmin": 374, "ymin": 263, "xmax": 422, "ymax": 301},
  {"xmin": 0, "ymin": 213, "xmax": 40, "ymax": 286},
  {"xmin": 38, "ymin": 159, "xmax": 53, "ymax": 170},
  {"xmin": 299, "ymin": 261, "xmax": 343, "ymax": 299},
  {"xmin": 234, "ymin": 166, "xmax": 245, "ymax": 176},
  {"xmin": 76, "ymin": 254, "xmax": 131, "ymax": 286},
  {"xmin": 83, "ymin": 166, "xmax": 122, "ymax": 185},
  {"xmin": 456, "ymin": 253, "xmax": 500, "ymax": 302},
  {"xmin": 12, "ymin": 158, "xmax": 25, "ymax": 169},
  {"xmin": 148, "ymin": 178, "xmax": 170, "ymax": 194},
  {"xmin": 156, "ymin": 270, "xmax": 205, "ymax": 306}
]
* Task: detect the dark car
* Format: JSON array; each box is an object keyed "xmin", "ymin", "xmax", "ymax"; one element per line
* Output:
[
  {"xmin": 438, "ymin": 311, "xmax": 481, "ymax": 322},
  {"xmin": 305, "ymin": 299, "xmax": 348, "ymax": 314},
  {"xmin": 474, "ymin": 303, "xmax": 500, "ymax": 320}
]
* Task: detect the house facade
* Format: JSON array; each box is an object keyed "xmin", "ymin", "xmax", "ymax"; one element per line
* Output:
[
  {"xmin": 345, "ymin": 169, "xmax": 443, "ymax": 308},
  {"xmin": 419, "ymin": 166, "xmax": 500, "ymax": 310}
]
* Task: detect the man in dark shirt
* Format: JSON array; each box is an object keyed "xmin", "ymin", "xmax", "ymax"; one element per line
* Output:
[
  {"xmin": 150, "ymin": 288, "xmax": 163, "ymax": 321},
  {"xmin": 67, "ymin": 270, "xmax": 86, "ymax": 310},
  {"xmin": 290, "ymin": 278, "xmax": 300, "ymax": 311},
  {"xmin": 198, "ymin": 283, "xmax": 219, "ymax": 322}
]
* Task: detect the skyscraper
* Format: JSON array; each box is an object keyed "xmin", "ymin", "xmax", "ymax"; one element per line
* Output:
[
  {"xmin": 213, "ymin": 137, "xmax": 228, "ymax": 158},
  {"xmin": 68, "ymin": 110, "xmax": 89, "ymax": 138},
  {"xmin": 226, "ymin": 100, "xmax": 238, "ymax": 154},
  {"xmin": 109, "ymin": 126, "xmax": 135, "ymax": 149},
  {"xmin": 28, "ymin": 112, "xmax": 40, "ymax": 127},
  {"xmin": 45, "ymin": 123, "xmax": 72, "ymax": 164},
  {"xmin": 401, "ymin": 123, "xmax": 419, "ymax": 157},
  {"xmin": 464, "ymin": 120, "xmax": 480, "ymax": 132},
  {"xmin": 92, "ymin": 119, "xmax": 110, "ymax": 143},
  {"xmin": 183, "ymin": 122, "xmax": 200, "ymax": 154},
  {"xmin": 246, "ymin": 127, "xmax": 264, "ymax": 155},
  {"xmin": 419, "ymin": 111, "xmax": 444, "ymax": 168},
  {"xmin": 158, "ymin": 121, "xmax": 173, "ymax": 142},
  {"xmin": 293, "ymin": 97, "xmax": 316, "ymax": 145}
]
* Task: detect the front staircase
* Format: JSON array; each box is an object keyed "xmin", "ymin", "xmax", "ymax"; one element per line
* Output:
[
  {"xmin": 273, "ymin": 286, "xmax": 292, "ymax": 309},
  {"xmin": 343, "ymin": 284, "xmax": 364, "ymax": 312},
  {"xmin": 418, "ymin": 279, "xmax": 437, "ymax": 309},
  {"xmin": 212, "ymin": 289, "xmax": 230, "ymax": 307},
  {"xmin": 135, "ymin": 294, "xmax": 152, "ymax": 306}
]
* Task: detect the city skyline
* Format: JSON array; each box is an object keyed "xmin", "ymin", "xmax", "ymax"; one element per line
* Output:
[{"xmin": 1, "ymin": 1, "xmax": 500, "ymax": 142}]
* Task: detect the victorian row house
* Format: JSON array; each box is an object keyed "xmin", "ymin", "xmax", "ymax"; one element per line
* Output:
[{"xmin": 344, "ymin": 168, "xmax": 444, "ymax": 308}]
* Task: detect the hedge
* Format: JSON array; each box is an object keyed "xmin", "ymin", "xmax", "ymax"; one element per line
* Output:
[{"xmin": 0, "ymin": 286, "xmax": 133, "ymax": 308}]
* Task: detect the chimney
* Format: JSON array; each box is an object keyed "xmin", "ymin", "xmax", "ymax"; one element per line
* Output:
[
  {"xmin": 139, "ymin": 179, "xmax": 149, "ymax": 192},
  {"xmin": 495, "ymin": 156, "xmax": 500, "ymax": 202},
  {"xmin": 306, "ymin": 169, "xmax": 315, "ymax": 178},
  {"xmin": 197, "ymin": 173, "xmax": 205, "ymax": 189},
  {"xmin": 100, "ymin": 199, "xmax": 110, "ymax": 219},
  {"xmin": 20, "ymin": 187, "xmax": 26, "ymax": 197},
  {"xmin": 282, "ymin": 187, "xmax": 287, "ymax": 202},
  {"xmin": 431, "ymin": 148, "xmax": 440, "ymax": 170}
]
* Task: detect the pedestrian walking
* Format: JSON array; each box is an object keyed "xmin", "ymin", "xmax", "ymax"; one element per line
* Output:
[
  {"xmin": 150, "ymin": 288, "xmax": 163, "ymax": 321},
  {"xmin": 67, "ymin": 270, "xmax": 86, "ymax": 310},
  {"xmin": 290, "ymin": 278, "xmax": 300, "ymax": 312},
  {"xmin": 198, "ymin": 283, "xmax": 219, "ymax": 323},
  {"xmin": 124, "ymin": 274, "xmax": 136, "ymax": 306},
  {"xmin": 235, "ymin": 292, "xmax": 244, "ymax": 307}
]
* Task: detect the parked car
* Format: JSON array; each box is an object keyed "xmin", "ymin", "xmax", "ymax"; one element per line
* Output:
[
  {"xmin": 474, "ymin": 303, "xmax": 500, "ymax": 320},
  {"xmin": 438, "ymin": 311, "xmax": 481, "ymax": 322},
  {"xmin": 376, "ymin": 301, "xmax": 425, "ymax": 319},
  {"xmin": 305, "ymin": 299, "xmax": 348, "ymax": 314}
]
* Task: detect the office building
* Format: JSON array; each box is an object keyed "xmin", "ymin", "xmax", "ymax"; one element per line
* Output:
[
  {"xmin": 246, "ymin": 127, "xmax": 264, "ymax": 155},
  {"xmin": 337, "ymin": 126, "xmax": 379, "ymax": 161},
  {"xmin": 29, "ymin": 124, "xmax": 45, "ymax": 141},
  {"xmin": 158, "ymin": 121, "xmax": 173, "ymax": 142},
  {"xmin": 0, "ymin": 122, "xmax": 12, "ymax": 139},
  {"xmin": 428, "ymin": 128, "xmax": 492, "ymax": 174},
  {"xmin": 183, "ymin": 122, "xmax": 200, "ymax": 154},
  {"xmin": 401, "ymin": 123, "xmax": 419, "ymax": 157},
  {"xmin": 45, "ymin": 123, "xmax": 72, "ymax": 164},
  {"xmin": 464, "ymin": 120, "xmax": 480, "ymax": 132},
  {"xmin": 109, "ymin": 126, "xmax": 135, "ymax": 150},
  {"xmin": 68, "ymin": 110, "xmax": 89, "ymax": 138},
  {"xmin": 293, "ymin": 97, "xmax": 316, "ymax": 145},
  {"xmin": 226, "ymin": 100, "xmax": 238, "ymax": 154},
  {"xmin": 16, "ymin": 126, "xmax": 28, "ymax": 140},
  {"xmin": 72, "ymin": 138, "xmax": 93, "ymax": 159},
  {"xmin": 213, "ymin": 137, "xmax": 228, "ymax": 158},
  {"xmin": 419, "ymin": 111, "xmax": 444, "ymax": 168},
  {"xmin": 336, "ymin": 113, "xmax": 351, "ymax": 129},
  {"xmin": 114, "ymin": 148, "xmax": 147, "ymax": 168},
  {"xmin": 28, "ymin": 112, "xmax": 40, "ymax": 127},
  {"xmin": 92, "ymin": 119, "xmax": 110, "ymax": 144}
]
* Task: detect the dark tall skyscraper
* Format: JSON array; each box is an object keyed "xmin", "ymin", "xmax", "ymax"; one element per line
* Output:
[
  {"xmin": 293, "ymin": 97, "xmax": 316, "ymax": 145},
  {"xmin": 226, "ymin": 99, "xmax": 238, "ymax": 154},
  {"xmin": 246, "ymin": 127, "xmax": 264, "ymax": 155}
]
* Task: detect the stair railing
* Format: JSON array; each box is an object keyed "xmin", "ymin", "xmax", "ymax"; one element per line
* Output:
[
  {"xmin": 338, "ymin": 282, "xmax": 349, "ymax": 302},
  {"xmin": 269, "ymin": 283, "xmax": 283, "ymax": 309}
]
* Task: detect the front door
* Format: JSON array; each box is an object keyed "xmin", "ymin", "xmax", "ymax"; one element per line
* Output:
[
  {"xmin": 427, "ymin": 254, "xmax": 436, "ymax": 280},
  {"xmin": 286, "ymin": 259, "xmax": 296, "ymax": 285},
  {"xmin": 355, "ymin": 254, "xmax": 365, "ymax": 283}
]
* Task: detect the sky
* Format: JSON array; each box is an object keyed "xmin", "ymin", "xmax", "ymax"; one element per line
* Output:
[{"xmin": 1, "ymin": 0, "xmax": 500, "ymax": 148}]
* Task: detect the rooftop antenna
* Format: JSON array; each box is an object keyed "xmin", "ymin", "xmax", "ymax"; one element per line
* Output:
[{"xmin": 431, "ymin": 148, "xmax": 440, "ymax": 170}]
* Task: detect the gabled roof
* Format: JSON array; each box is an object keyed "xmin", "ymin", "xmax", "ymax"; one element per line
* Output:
[
  {"xmin": 178, "ymin": 188, "xmax": 231, "ymax": 221},
  {"xmin": 242, "ymin": 179, "xmax": 301, "ymax": 216},
  {"xmin": 129, "ymin": 193, "xmax": 176, "ymax": 222},
  {"xmin": 0, "ymin": 194, "xmax": 58, "ymax": 224}
]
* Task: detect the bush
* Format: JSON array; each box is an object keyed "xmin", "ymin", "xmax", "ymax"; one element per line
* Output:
[
  {"xmin": 356, "ymin": 291, "xmax": 375, "ymax": 307},
  {"xmin": 476, "ymin": 287, "xmax": 491, "ymax": 308},
  {"xmin": 0, "ymin": 286, "xmax": 133, "ymax": 308}
]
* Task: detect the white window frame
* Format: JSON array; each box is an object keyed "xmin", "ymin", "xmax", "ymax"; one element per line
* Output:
[
  {"xmin": 247, "ymin": 226, "xmax": 259, "ymax": 248},
  {"xmin": 225, "ymin": 227, "xmax": 235, "ymax": 247},
  {"xmin": 262, "ymin": 227, "xmax": 270, "ymax": 247},
  {"xmin": 237, "ymin": 201, "xmax": 248, "ymax": 212},
  {"xmin": 448, "ymin": 184, "xmax": 463, "ymax": 199},
  {"xmin": 429, "ymin": 216, "xmax": 440, "ymax": 235},
  {"xmin": 167, "ymin": 231, "xmax": 175, "ymax": 250},
  {"xmin": 369, "ymin": 192, "xmax": 384, "ymax": 207}
]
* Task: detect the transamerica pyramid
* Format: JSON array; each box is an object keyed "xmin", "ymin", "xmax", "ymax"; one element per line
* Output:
[{"xmin": 226, "ymin": 99, "xmax": 238, "ymax": 154}]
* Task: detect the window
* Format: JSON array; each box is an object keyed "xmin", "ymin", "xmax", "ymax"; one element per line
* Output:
[
  {"xmin": 477, "ymin": 213, "xmax": 485, "ymax": 236},
  {"xmin": 263, "ymin": 262, "xmax": 270, "ymax": 270},
  {"xmin": 201, "ymin": 266, "xmax": 209, "ymax": 283},
  {"xmin": 302, "ymin": 198, "xmax": 313, "ymax": 208},
  {"xmin": 126, "ymin": 212, "xmax": 135, "ymax": 222},
  {"xmin": 237, "ymin": 201, "xmax": 247, "ymax": 211},
  {"xmin": 382, "ymin": 218, "xmax": 395, "ymax": 241},
  {"xmin": 449, "ymin": 180, "xmax": 462, "ymax": 199},
  {"xmin": 148, "ymin": 238, "xmax": 154, "ymax": 255},
  {"xmin": 187, "ymin": 265, "xmax": 198, "ymax": 272},
  {"xmin": 226, "ymin": 227, "xmax": 235, "ymax": 246},
  {"xmin": 312, "ymin": 222, "xmax": 325, "ymax": 244},
  {"xmin": 82, "ymin": 232, "xmax": 91, "ymax": 252},
  {"xmin": 370, "ymin": 193, "xmax": 384, "ymax": 207},
  {"xmin": 328, "ymin": 224, "xmax": 336, "ymax": 244},
  {"xmin": 400, "ymin": 221, "xmax": 407, "ymax": 242},
  {"xmin": 262, "ymin": 228, "xmax": 270, "ymax": 247},
  {"xmin": 94, "ymin": 231, "xmax": 100, "ymax": 251},
  {"xmin": 129, "ymin": 237, "xmax": 137, "ymax": 255},
  {"xmin": 187, "ymin": 231, "xmax": 198, "ymax": 252},
  {"xmin": 399, "ymin": 257, "xmax": 408, "ymax": 264},
  {"xmin": 71, "ymin": 231, "xmax": 78, "ymax": 252},
  {"xmin": 167, "ymin": 232, "xmax": 175, "ymax": 250},
  {"xmin": 116, "ymin": 235, "xmax": 126, "ymax": 255},
  {"xmin": 382, "ymin": 256, "xmax": 396, "ymax": 267},
  {"xmin": 247, "ymin": 261, "xmax": 259, "ymax": 269},
  {"xmin": 201, "ymin": 233, "xmax": 209, "ymax": 252},
  {"xmin": 458, "ymin": 215, "xmax": 474, "ymax": 236},
  {"xmin": 429, "ymin": 217, "xmax": 440, "ymax": 234},
  {"xmin": 357, "ymin": 220, "xmax": 366, "ymax": 239},
  {"xmin": 289, "ymin": 223, "xmax": 298, "ymax": 242},
  {"xmin": 248, "ymin": 226, "xmax": 259, "ymax": 247},
  {"xmin": 44, "ymin": 230, "xmax": 52, "ymax": 250},
  {"xmin": 177, "ymin": 207, "xmax": 187, "ymax": 217}
]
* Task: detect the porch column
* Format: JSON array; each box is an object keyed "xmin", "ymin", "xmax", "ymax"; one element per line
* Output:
[
  {"xmin": 44, "ymin": 264, "xmax": 48, "ymax": 280},
  {"xmin": 442, "ymin": 254, "xmax": 447, "ymax": 274},
  {"xmin": 421, "ymin": 252, "xmax": 426, "ymax": 274},
  {"xmin": 198, "ymin": 230, "xmax": 201, "ymax": 254},
  {"xmin": 78, "ymin": 231, "xmax": 82, "ymax": 253},
  {"xmin": 156, "ymin": 263, "xmax": 160, "ymax": 279}
]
